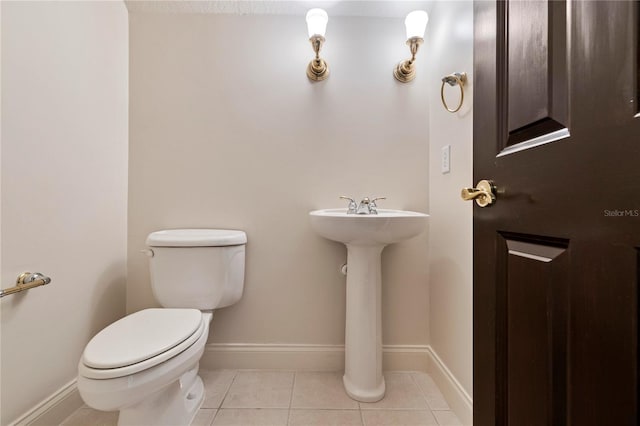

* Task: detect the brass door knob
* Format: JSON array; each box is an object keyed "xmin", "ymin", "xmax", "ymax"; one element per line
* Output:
[{"xmin": 461, "ymin": 179, "xmax": 496, "ymax": 207}]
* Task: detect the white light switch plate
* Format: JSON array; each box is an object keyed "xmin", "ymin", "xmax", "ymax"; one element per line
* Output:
[{"xmin": 441, "ymin": 145, "xmax": 451, "ymax": 174}]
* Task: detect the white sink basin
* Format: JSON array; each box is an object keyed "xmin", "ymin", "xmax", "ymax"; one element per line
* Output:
[
  {"xmin": 309, "ymin": 208, "xmax": 428, "ymax": 246},
  {"xmin": 309, "ymin": 207, "xmax": 428, "ymax": 402}
]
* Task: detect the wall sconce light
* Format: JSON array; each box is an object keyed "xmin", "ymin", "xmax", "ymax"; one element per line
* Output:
[
  {"xmin": 306, "ymin": 8, "xmax": 329, "ymax": 81},
  {"xmin": 393, "ymin": 10, "xmax": 429, "ymax": 83}
]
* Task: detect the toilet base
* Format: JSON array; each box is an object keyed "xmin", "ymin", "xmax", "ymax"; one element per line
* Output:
[{"xmin": 118, "ymin": 366, "xmax": 204, "ymax": 426}]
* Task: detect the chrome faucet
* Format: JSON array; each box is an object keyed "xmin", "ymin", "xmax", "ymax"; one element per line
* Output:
[
  {"xmin": 340, "ymin": 196, "xmax": 386, "ymax": 215},
  {"xmin": 356, "ymin": 197, "xmax": 373, "ymax": 214}
]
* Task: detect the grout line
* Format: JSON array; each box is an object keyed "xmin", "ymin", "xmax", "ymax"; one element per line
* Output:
[
  {"xmin": 286, "ymin": 408, "xmax": 365, "ymax": 412},
  {"xmin": 290, "ymin": 371, "xmax": 296, "ymax": 409},
  {"xmin": 210, "ymin": 409, "xmax": 219, "ymax": 425},
  {"xmin": 207, "ymin": 408, "xmax": 216, "ymax": 426},
  {"xmin": 359, "ymin": 405, "xmax": 366, "ymax": 426},
  {"xmin": 287, "ymin": 371, "xmax": 296, "ymax": 426},
  {"xmin": 358, "ymin": 407, "xmax": 443, "ymax": 411},
  {"xmin": 216, "ymin": 370, "xmax": 238, "ymax": 410},
  {"xmin": 410, "ymin": 371, "xmax": 451, "ymax": 412},
  {"xmin": 409, "ymin": 371, "xmax": 431, "ymax": 408}
]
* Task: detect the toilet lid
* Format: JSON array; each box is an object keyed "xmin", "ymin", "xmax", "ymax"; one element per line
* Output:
[
  {"xmin": 82, "ymin": 308, "xmax": 203, "ymax": 370},
  {"xmin": 146, "ymin": 229, "xmax": 247, "ymax": 247}
]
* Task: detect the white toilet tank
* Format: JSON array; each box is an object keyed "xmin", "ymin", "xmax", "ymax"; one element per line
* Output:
[{"xmin": 146, "ymin": 229, "xmax": 246, "ymax": 310}]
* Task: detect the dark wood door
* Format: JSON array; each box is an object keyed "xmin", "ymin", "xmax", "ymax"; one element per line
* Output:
[{"xmin": 473, "ymin": 1, "xmax": 640, "ymax": 425}]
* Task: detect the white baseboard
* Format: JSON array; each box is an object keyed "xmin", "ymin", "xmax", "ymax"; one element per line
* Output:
[
  {"xmin": 201, "ymin": 343, "xmax": 430, "ymax": 372},
  {"xmin": 201, "ymin": 343, "xmax": 345, "ymax": 371},
  {"xmin": 425, "ymin": 346, "xmax": 473, "ymax": 426},
  {"xmin": 10, "ymin": 379, "xmax": 83, "ymax": 426}
]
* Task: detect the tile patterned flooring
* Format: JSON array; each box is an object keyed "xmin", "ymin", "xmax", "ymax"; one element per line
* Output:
[{"xmin": 61, "ymin": 370, "xmax": 462, "ymax": 426}]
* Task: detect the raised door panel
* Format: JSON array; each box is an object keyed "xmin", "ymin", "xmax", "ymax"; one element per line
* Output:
[
  {"xmin": 507, "ymin": 0, "xmax": 549, "ymax": 131},
  {"xmin": 498, "ymin": 237, "xmax": 569, "ymax": 426},
  {"xmin": 500, "ymin": 0, "xmax": 569, "ymax": 152}
]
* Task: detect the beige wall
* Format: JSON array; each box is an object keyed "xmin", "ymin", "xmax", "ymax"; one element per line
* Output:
[
  {"xmin": 128, "ymin": 12, "xmax": 430, "ymax": 347},
  {"xmin": 426, "ymin": 1, "xmax": 474, "ymax": 397},
  {"xmin": 0, "ymin": 2, "xmax": 128, "ymax": 424},
  {"xmin": 0, "ymin": 3, "xmax": 3, "ymax": 416}
]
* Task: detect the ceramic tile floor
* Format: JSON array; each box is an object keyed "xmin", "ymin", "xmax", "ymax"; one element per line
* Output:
[{"xmin": 61, "ymin": 370, "xmax": 462, "ymax": 426}]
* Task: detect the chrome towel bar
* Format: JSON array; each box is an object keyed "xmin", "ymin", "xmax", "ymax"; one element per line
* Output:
[{"xmin": 0, "ymin": 272, "xmax": 51, "ymax": 298}]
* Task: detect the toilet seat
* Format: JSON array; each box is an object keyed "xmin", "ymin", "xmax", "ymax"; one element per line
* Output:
[{"xmin": 79, "ymin": 308, "xmax": 205, "ymax": 380}]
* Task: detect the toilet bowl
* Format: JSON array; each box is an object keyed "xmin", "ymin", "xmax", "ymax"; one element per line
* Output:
[
  {"xmin": 78, "ymin": 309, "xmax": 211, "ymax": 425},
  {"xmin": 77, "ymin": 229, "xmax": 246, "ymax": 426}
]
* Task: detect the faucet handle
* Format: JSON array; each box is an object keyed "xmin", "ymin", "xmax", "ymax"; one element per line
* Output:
[
  {"xmin": 340, "ymin": 196, "xmax": 357, "ymax": 213},
  {"xmin": 369, "ymin": 197, "xmax": 386, "ymax": 214}
]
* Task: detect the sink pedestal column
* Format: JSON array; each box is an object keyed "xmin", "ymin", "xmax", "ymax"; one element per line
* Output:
[{"xmin": 343, "ymin": 244, "xmax": 386, "ymax": 402}]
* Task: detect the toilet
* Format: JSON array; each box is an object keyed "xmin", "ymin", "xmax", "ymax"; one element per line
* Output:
[{"xmin": 77, "ymin": 229, "xmax": 246, "ymax": 426}]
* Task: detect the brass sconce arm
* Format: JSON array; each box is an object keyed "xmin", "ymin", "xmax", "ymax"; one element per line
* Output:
[
  {"xmin": 408, "ymin": 36, "xmax": 422, "ymax": 62},
  {"xmin": 311, "ymin": 35, "xmax": 324, "ymax": 59},
  {"xmin": 307, "ymin": 35, "xmax": 329, "ymax": 81},
  {"xmin": 394, "ymin": 37, "xmax": 424, "ymax": 83}
]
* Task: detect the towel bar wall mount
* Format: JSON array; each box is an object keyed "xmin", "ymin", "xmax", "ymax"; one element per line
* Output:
[{"xmin": 0, "ymin": 272, "xmax": 52, "ymax": 298}]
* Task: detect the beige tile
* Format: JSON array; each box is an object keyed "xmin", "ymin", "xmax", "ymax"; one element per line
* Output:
[
  {"xmin": 359, "ymin": 373, "xmax": 428, "ymax": 410},
  {"xmin": 201, "ymin": 370, "xmax": 237, "ymax": 408},
  {"xmin": 60, "ymin": 408, "xmax": 118, "ymax": 426},
  {"xmin": 362, "ymin": 410, "xmax": 438, "ymax": 426},
  {"xmin": 411, "ymin": 373, "xmax": 450, "ymax": 410},
  {"xmin": 221, "ymin": 371, "xmax": 294, "ymax": 408},
  {"xmin": 212, "ymin": 408, "xmax": 288, "ymax": 426},
  {"xmin": 291, "ymin": 372, "xmax": 359, "ymax": 409},
  {"xmin": 288, "ymin": 409, "xmax": 363, "ymax": 426},
  {"xmin": 433, "ymin": 410, "xmax": 462, "ymax": 426},
  {"xmin": 193, "ymin": 409, "xmax": 217, "ymax": 426}
]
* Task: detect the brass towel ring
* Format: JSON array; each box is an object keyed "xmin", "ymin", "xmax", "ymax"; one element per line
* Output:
[{"xmin": 441, "ymin": 72, "xmax": 467, "ymax": 113}]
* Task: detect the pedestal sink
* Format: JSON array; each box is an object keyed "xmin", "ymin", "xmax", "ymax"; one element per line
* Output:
[{"xmin": 309, "ymin": 208, "xmax": 428, "ymax": 402}]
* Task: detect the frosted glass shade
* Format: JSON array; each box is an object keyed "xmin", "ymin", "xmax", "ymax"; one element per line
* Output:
[
  {"xmin": 306, "ymin": 8, "xmax": 328, "ymax": 38},
  {"xmin": 404, "ymin": 10, "xmax": 428, "ymax": 39}
]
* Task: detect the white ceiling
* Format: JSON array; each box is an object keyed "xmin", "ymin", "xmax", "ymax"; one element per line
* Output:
[{"xmin": 125, "ymin": 0, "xmax": 434, "ymax": 18}]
